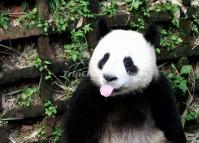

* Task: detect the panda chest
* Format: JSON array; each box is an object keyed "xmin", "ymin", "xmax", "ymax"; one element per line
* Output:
[{"xmin": 99, "ymin": 107, "xmax": 169, "ymax": 143}]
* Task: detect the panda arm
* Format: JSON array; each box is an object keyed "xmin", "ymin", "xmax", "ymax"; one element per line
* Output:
[
  {"xmin": 62, "ymin": 77, "xmax": 104, "ymax": 143},
  {"xmin": 150, "ymin": 73, "xmax": 186, "ymax": 143}
]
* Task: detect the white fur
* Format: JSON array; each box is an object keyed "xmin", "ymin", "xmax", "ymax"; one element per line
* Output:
[
  {"xmin": 99, "ymin": 112, "xmax": 168, "ymax": 143},
  {"xmin": 88, "ymin": 30, "xmax": 159, "ymax": 95},
  {"xmin": 100, "ymin": 128, "xmax": 168, "ymax": 143}
]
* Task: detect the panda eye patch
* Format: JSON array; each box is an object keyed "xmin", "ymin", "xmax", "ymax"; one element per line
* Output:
[
  {"xmin": 98, "ymin": 52, "xmax": 110, "ymax": 69},
  {"xmin": 123, "ymin": 57, "xmax": 138, "ymax": 75}
]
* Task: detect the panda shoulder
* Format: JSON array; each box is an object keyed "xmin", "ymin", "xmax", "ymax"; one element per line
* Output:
[
  {"xmin": 70, "ymin": 76, "xmax": 99, "ymax": 103},
  {"xmin": 157, "ymin": 72, "xmax": 172, "ymax": 91},
  {"xmin": 73, "ymin": 76, "xmax": 97, "ymax": 95},
  {"xmin": 150, "ymin": 72, "xmax": 174, "ymax": 100}
]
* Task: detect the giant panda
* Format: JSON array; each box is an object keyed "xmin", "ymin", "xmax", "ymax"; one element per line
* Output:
[{"xmin": 61, "ymin": 19, "xmax": 186, "ymax": 143}]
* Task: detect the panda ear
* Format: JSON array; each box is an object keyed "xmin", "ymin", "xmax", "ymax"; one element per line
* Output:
[
  {"xmin": 97, "ymin": 18, "xmax": 111, "ymax": 40},
  {"xmin": 144, "ymin": 24, "xmax": 160, "ymax": 48}
]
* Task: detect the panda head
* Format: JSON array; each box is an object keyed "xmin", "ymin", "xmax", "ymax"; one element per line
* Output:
[{"xmin": 88, "ymin": 20, "xmax": 160, "ymax": 97}]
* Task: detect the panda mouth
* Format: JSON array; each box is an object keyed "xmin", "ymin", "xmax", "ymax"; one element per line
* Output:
[
  {"xmin": 113, "ymin": 87, "xmax": 124, "ymax": 94},
  {"xmin": 100, "ymin": 84, "xmax": 114, "ymax": 97},
  {"xmin": 100, "ymin": 84, "xmax": 123, "ymax": 97},
  {"xmin": 113, "ymin": 88, "xmax": 120, "ymax": 92}
]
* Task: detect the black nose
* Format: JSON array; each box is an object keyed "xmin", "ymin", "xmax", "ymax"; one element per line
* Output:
[{"xmin": 103, "ymin": 74, "xmax": 118, "ymax": 82}]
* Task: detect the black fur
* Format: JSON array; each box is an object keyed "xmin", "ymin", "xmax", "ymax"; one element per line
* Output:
[
  {"xmin": 103, "ymin": 74, "xmax": 117, "ymax": 82},
  {"xmin": 97, "ymin": 19, "xmax": 111, "ymax": 40},
  {"xmin": 98, "ymin": 52, "xmax": 110, "ymax": 69},
  {"xmin": 123, "ymin": 57, "xmax": 138, "ymax": 75},
  {"xmin": 144, "ymin": 24, "xmax": 160, "ymax": 48},
  {"xmin": 62, "ymin": 74, "xmax": 186, "ymax": 143}
]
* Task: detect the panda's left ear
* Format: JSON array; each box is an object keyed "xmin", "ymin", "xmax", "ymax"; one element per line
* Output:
[
  {"xmin": 97, "ymin": 18, "xmax": 111, "ymax": 40},
  {"xmin": 144, "ymin": 24, "xmax": 160, "ymax": 48}
]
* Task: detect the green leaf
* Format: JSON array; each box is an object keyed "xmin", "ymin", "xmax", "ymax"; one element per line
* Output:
[
  {"xmin": 64, "ymin": 44, "xmax": 71, "ymax": 49},
  {"xmin": 178, "ymin": 80, "xmax": 187, "ymax": 94},
  {"xmin": 184, "ymin": 110, "xmax": 198, "ymax": 121},
  {"xmin": 32, "ymin": 8, "xmax": 37, "ymax": 14},
  {"xmin": 156, "ymin": 48, "xmax": 161, "ymax": 54},
  {"xmin": 39, "ymin": 67, "xmax": 44, "ymax": 71},
  {"xmin": 37, "ymin": 23, "xmax": 42, "ymax": 27},
  {"xmin": 180, "ymin": 65, "xmax": 192, "ymax": 75},
  {"xmin": 132, "ymin": 1, "xmax": 140, "ymax": 9},
  {"xmin": 44, "ymin": 101, "xmax": 57, "ymax": 117},
  {"xmin": 44, "ymin": 60, "xmax": 51, "ymax": 65},
  {"xmin": 178, "ymin": 38, "xmax": 183, "ymax": 43},
  {"xmin": 45, "ymin": 75, "xmax": 51, "ymax": 80},
  {"xmin": 44, "ymin": 27, "xmax": 48, "ymax": 32}
]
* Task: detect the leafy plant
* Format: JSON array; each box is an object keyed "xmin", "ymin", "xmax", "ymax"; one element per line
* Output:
[
  {"xmin": 65, "ymin": 24, "xmax": 93, "ymax": 62},
  {"xmin": 167, "ymin": 72, "xmax": 187, "ymax": 95},
  {"xmin": 48, "ymin": 0, "xmax": 68, "ymax": 32},
  {"xmin": 127, "ymin": 1, "xmax": 152, "ymax": 31},
  {"xmin": 180, "ymin": 65, "xmax": 192, "ymax": 75},
  {"xmin": 100, "ymin": 0, "xmax": 118, "ymax": 16},
  {"xmin": 152, "ymin": 1, "xmax": 180, "ymax": 27},
  {"xmin": 167, "ymin": 64, "xmax": 192, "ymax": 96},
  {"xmin": 160, "ymin": 29, "xmax": 183, "ymax": 51},
  {"xmin": 34, "ymin": 57, "xmax": 52, "ymax": 80},
  {"xmin": 49, "ymin": 0, "xmax": 93, "ymax": 32},
  {"xmin": 125, "ymin": 0, "xmax": 142, "ymax": 11},
  {"xmin": 37, "ymin": 20, "xmax": 50, "ymax": 33},
  {"xmin": 37, "ymin": 126, "xmax": 46, "ymax": 138},
  {"xmin": 44, "ymin": 101, "xmax": 57, "ymax": 117},
  {"xmin": 191, "ymin": 19, "xmax": 199, "ymax": 35},
  {"xmin": 34, "ymin": 57, "xmax": 42, "ymax": 69},
  {"xmin": 16, "ymin": 8, "xmax": 40, "ymax": 29},
  {"xmin": 18, "ymin": 87, "xmax": 38, "ymax": 107},
  {"xmin": 130, "ymin": 17, "xmax": 145, "ymax": 31},
  {"xmin": 184, "ymin": 109, "xmax": 198, "ymax": 122},
  {"xmin": 15, "ymin": 8, "xmax": 50, "ymax": 32},
  {"xmin": 52, "ymin": 126, "xmax": 62, "ymax": 142},
  {"xmin": 48, "ymin": 0, "xmax": 63, "ymax": 12},
  {"xmin": 165, "ymin": 61, "xmax": 199, "ymax": 124},
  {"xmin": 0, "ymin": 10, "xmax": 9, "ymax": 29},
  {"xmin": 66, "ymin": 0, "xmax": 92, "ymax": 18}
]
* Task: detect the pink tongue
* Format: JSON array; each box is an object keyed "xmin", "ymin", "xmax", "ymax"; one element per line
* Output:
[{"xmin": 100, "ymin": 85, "xmax": 114, "ymax": 97}]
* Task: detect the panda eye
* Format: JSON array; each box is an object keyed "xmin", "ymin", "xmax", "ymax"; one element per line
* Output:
[
  {"xmin": 98, "ymin": 52, "xmax": 110, "ymax": 69},
  {"xmin": 123, "ymin": 57, "xmax": 138, "ymax": 75}
]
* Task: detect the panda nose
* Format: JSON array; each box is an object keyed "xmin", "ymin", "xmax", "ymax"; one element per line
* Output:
[{"xmin": 103, "ymin": 74, "xmax": 118, "ymax": 82}]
